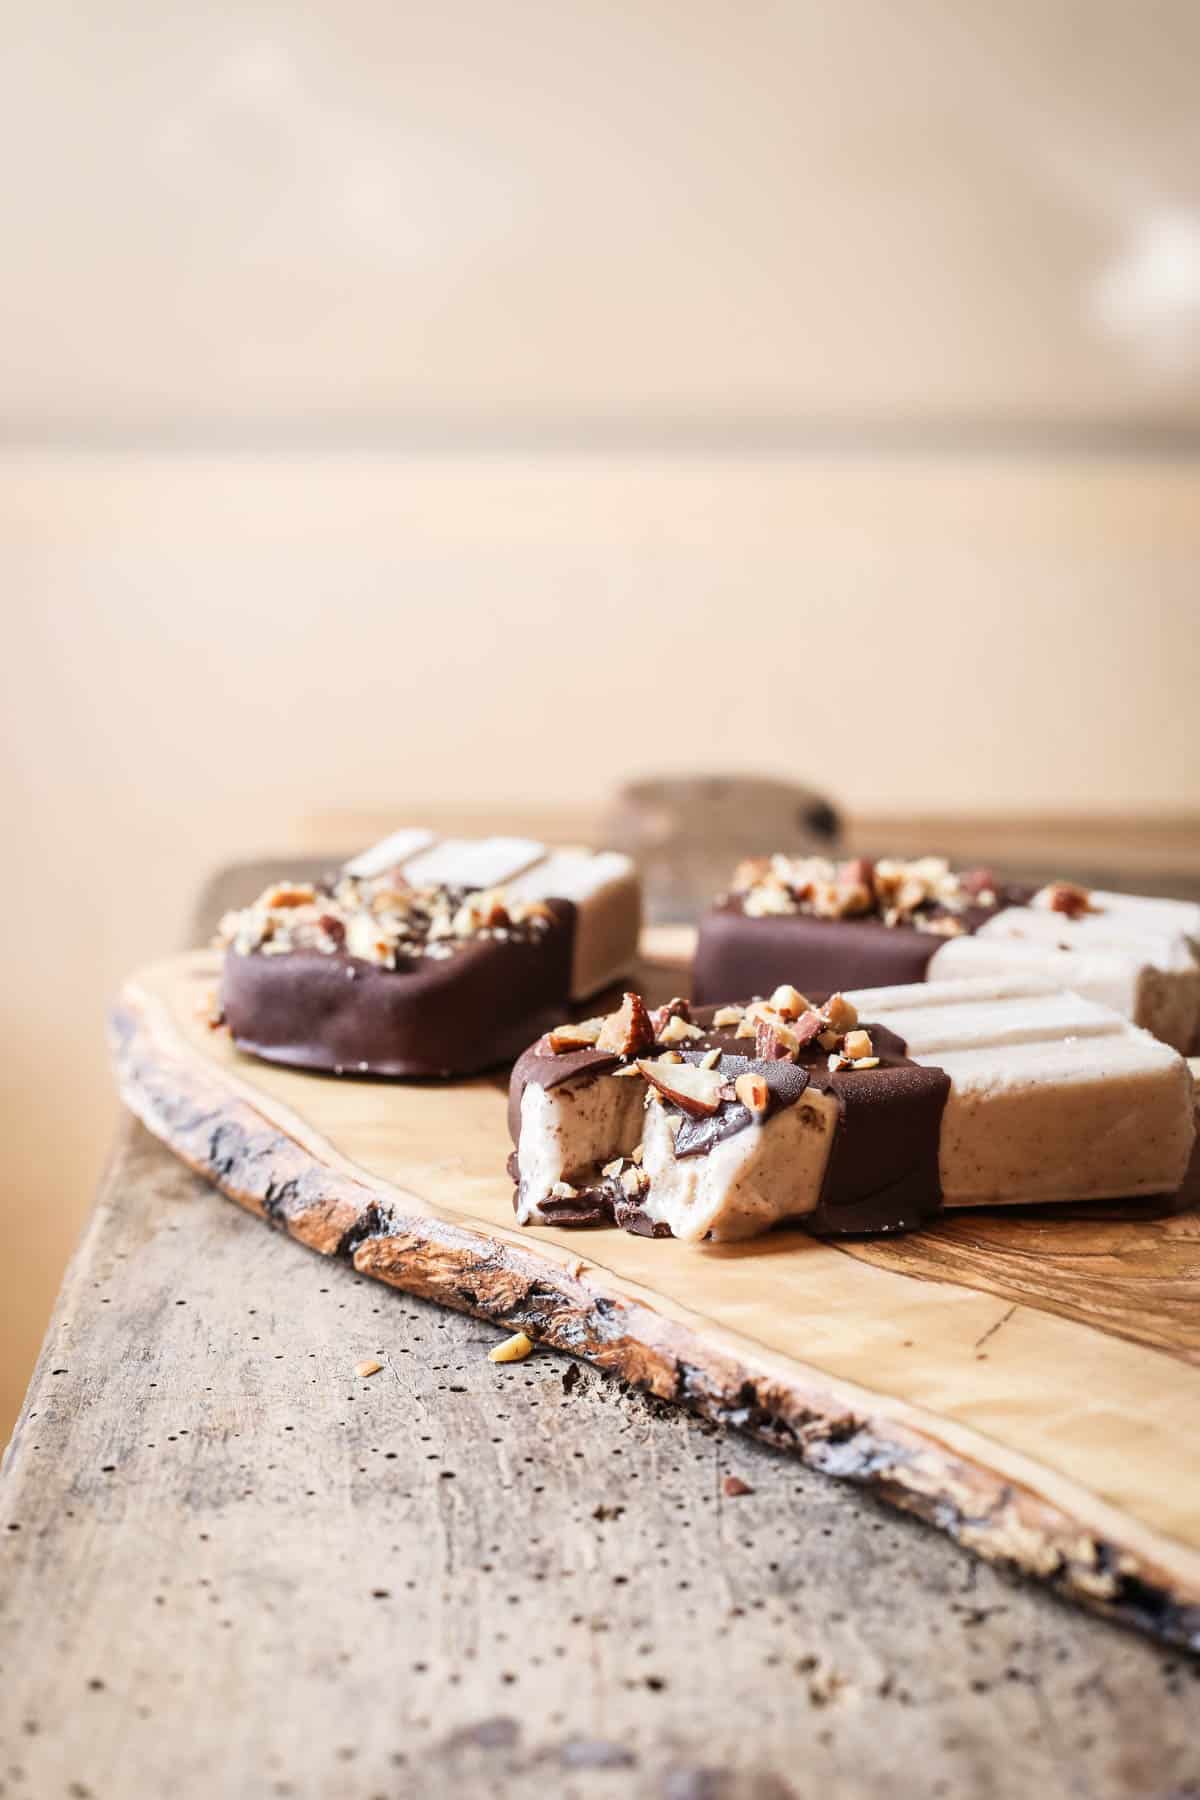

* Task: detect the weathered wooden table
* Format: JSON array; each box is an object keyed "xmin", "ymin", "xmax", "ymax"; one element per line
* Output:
[{"xmin": 3, "ymin": 864, "xmax": 1199, "ymax": 1800}]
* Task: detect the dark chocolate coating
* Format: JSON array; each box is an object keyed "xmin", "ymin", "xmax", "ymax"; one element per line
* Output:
[
  {"xmin": 692, "ymin": 890, "xmax": 1036, "ymax": 1007},
  {"xmin": 223, "ymin": 900, "xmax": 576, "ymax": 1079},
  {"xmin": 807, "ymin": 1040, "xmax": 949, "ymax": 1235},
  {"xmin": 509, "ymin": 1006, "xmax": 951, "ymax": 1238}
]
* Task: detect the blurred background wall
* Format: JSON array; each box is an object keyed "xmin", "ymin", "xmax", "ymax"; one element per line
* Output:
[{"xmin": 3, "ymin": 0, "xmax": 1199, "ymax": 1437}]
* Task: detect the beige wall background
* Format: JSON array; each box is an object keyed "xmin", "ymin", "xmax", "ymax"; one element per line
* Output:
[{"xmin": 4, "ymin": 0, "xmax": 1200, "ymax": 1438}]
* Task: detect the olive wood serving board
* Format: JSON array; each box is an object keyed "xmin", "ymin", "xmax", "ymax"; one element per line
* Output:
[{"xmin": 109, "ymin": 937, "xmax": 1200, "ymax": 1652}]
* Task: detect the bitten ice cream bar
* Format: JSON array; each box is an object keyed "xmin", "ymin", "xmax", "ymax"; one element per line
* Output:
[
  {"xmin": 218, "ymin": 829, "xmax": 641, "ymax": 1077},
  {"xmin": 508, "ymin": 980, "xmax": 1196, "ymax": 1242},
  {"xmin": 693, "ymin": 855, "xmax": 1200, "ymax": 1054}
]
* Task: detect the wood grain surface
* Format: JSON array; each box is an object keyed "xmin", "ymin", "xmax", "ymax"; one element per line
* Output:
[
  {"xmin": 105, "ymin": 943, "xmax": 1200, "ymax": 1657},
  {"xmin": 4, "ymin": 1122, "xmax": 1199, "ymax": 1800}
]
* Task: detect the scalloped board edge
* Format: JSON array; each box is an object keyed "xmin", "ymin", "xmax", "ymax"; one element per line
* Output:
[{"xmin": 108, "ymin": 967, "xmax": 1200, "ymax": 1654}]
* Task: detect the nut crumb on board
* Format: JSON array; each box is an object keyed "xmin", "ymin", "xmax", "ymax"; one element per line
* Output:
[
  {"xmin": 355, "ymin": 1359, "xmax": 383, "ymax": 1378},
  {"xmin": 489, "ymin": 1331, "xmax": 534, "ymax": 1364}
]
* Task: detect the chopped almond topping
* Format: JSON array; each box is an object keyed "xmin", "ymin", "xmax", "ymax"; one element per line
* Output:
[
  {"xmin": 262, "ymin": 883, "xmax": 317, "ymax": 909},
  {"xmin": 1036, "ymin": 881, "xmax": 1097, "ymax": 921},
  {"xmin": 658, "ymin": 1014, "xmax": 705, "ymax": 1046},
  {"xmin": 635, "ymin": 1057, "xmax": 727, "ymax": 1116},
  {"xmin": 712, "ymin": 1004, "xmax": 745, "ymax": 1028},
  {"xmin": 791, "ymin": 1010, "xmax": 825, "ymax": 1048},
  {"xmin": 734, "ymin": 1072, "xmax": 770, "ymax": 1114},
  {"xmin": 545, "ymin": 1018, "xmax": 605, "ymax": 1054},
  {"xmin": 822, "ymin": 993, "xmax": 858, "ymax": 1033},
  {"xmin": 755, "ymin": 1018, "xmax": 801, "ymax": 1062},
  {"xmin": 731, "ymin": 851, "xmax": 1011, "ymax": 929},
  {"xmin": 650, "ymin": 997, "xmax": 692, "ymax": 1036},
  {"xmin": 768, "ymin": 983, "xmax": 811, "ymax": 1019},
  {"xmin": 843, "ymin": 1028, "xmax": 874, "ymax": 1061},
  {"xmin": 596, "ymin": 992, "xmax": 655, "ymax": 1057}
]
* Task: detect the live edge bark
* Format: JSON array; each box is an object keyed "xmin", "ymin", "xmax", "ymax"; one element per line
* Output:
[{"xmin": 108, "ymin": 995, "xmax": 1200, "ymax": 1655}]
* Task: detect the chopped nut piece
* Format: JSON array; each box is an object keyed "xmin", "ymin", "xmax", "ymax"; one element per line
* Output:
[
  {"xmin": 620, "ymin": 1164, "xmax": 649, "ymax": 1198},
  {"xmin": 735, "ymin": 1014, "xmax": 760, "ymax": 1039},
  {"xmin": 791, "ymin": 1010, "xmax": 825, "ymax": 1048},
  {"xmin": 734, "ymin": 1072, "xmax": 771, "ymax": 1114},
  {"xmin": 635, "ymin": 1057, "xmax": 727, "ymax": 1116},
  {"xmin": 650, "ymin": 997, "xmax": 692, "ymax": 1036},
  {"xmin": 851, "ymin": 1056, "xmax": 880, "ymax": 1070},
  {"xmin": 451, "ymin": 899, "xmax": 482, "ymax": 937},
  {"xmin": 843, "ymin": 1028, "xmax": 874, "ymax": 1060},
  {"xmin": 318, "ymin": 912, "xmax": 347, "ymax": 947},
  {"xmin": 477, "ymin": 888, "xmax": 511, "ymax": 928},
  {"xmin": 809, "ymin": 879, "xmax": 845, "ymax": 919},
  {"xmin": 768, "ymin": 983, "xmax": 811, "ymax": 1019},
  {"xmin": 699, "ymin": 1048, "xmax": 723, "ymax": 1070},
  {"xmin": 550, "ymin": 1181, "xmax": 579, "ymax": 1200},
  {"xmin": 354, "ymin": 1359, "xmax": 383, "ymax": 1378},
  {"xmin": 840, "ymin": 857, "xmax": 875, "ymax": 890},
  {"xmin": 916, "ymin": 914, "xmax": 965, "ymax": 938},
  {"xmin": 601, "ymin": 1157, "xmax": 625, "ymax": 1179},
  {"xmin": 729, "ymin": 849, "xmax": 1018, "ymax": 931},
  {"xmin": 755, "ymin": 1018, "xmax": 801, "ymax": 1062},
  {"xmin": 545, "ymin": 1018, "xmax": 605, "ymax": 1054},
  {"xmin": 743, "ymin": 882, "xmax": 798, "ymax": 917},
  {"xmin": 827, "ymin": 1051, "xmax": 851, "ymax": 1072},
  {"xmin": 732, "ymin": 856, "xmax": 773, "ymax": 891},
  {"xmin": 822, "ymin": 993, "xmax": 858, "ymax": 1033},
  {"xmin": 712, "ymin": 1004, "xmax": 745, "ymax": 1028},
  {"xmin": 1036, "ymin": 880, "xmax": 1097, "ymax": 921},
  {"xmin": 368, "ymin": 886, "xmax": 411, "ymax": 918},
  {"xmin": 263, "ymin": 882, "xmax": 317, "ymax": 909},
  {"xmin": 489, "ymin": 1331, "xmax": 534, "ymax": 1364},
  {"xmin": 723, "ymin": 1474, "xmax": 754, "ymax": 1497},
  {"xmin": 817, "ymin": 1029, "xmax": 840, "ymax": 1051},
  {"xmin": 346, "ymin": 912, "xmax": 395, "ymax": 966},
  {"xmin": 658, "ymin": 1014, "xmax": 705, "ymax": 1046},
  {"xmin": 741, "ymin": 999, "xmax": 780, "ymax": 1025},
  {"xmin": 596, "ymin": 992, "xmax": 655, "ymax": 1057}
]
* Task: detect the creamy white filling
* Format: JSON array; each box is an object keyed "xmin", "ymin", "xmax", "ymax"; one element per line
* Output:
[
  {"xmin": 515, "ymin": 1073, "xmax": 646, "ymax": 1223},
  {"xmin": 637, "ymin": 1087, "xmax": 838, "ymax": 1242}
]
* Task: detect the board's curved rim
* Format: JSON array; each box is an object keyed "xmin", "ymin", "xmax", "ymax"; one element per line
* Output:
[{"xmin": 108, "ymin": 959, "xmax": 1200, "ymax": 1655}]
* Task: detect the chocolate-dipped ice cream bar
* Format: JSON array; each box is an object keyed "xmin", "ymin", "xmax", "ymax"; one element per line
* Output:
[
  {"xmin": 508, "ymin": 980, "xmax": 1196, "ymax": 1241},
  {"xmin": 694, "ymin": 855, "xmax": 1200, "ymax": 1054},
  {"xmin": 218, "ymin": 830, "xmax": 640, "ymax": 1077}
]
